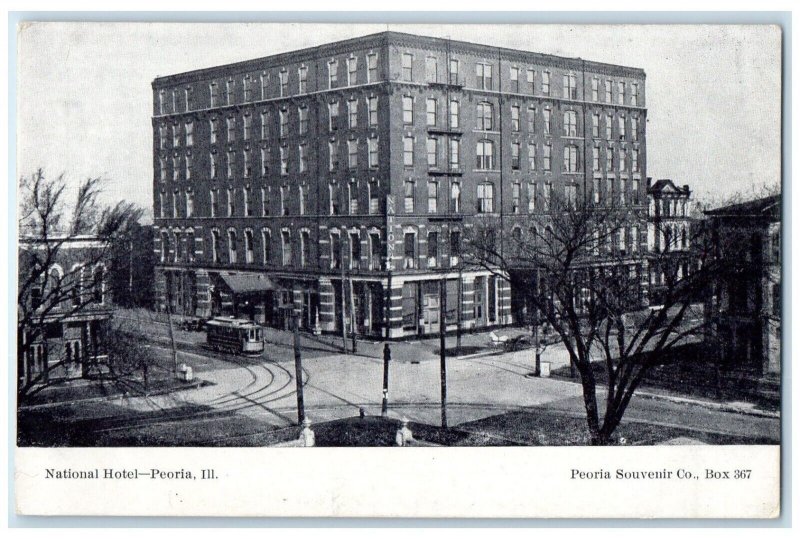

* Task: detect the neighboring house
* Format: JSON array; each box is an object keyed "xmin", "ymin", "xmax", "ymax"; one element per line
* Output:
[
  {"xmin": 151, "ymin": 31, "xmax": 648, "ymax": 338},
  {"xmin": 704, "ymin": 195, "xmax": 781, "ymax": 377},
  {"xmin": 18, "ymin": 236, "xmax": 113, "ymax": 387},
  {"xmin": 646, "ymin": 178, "xmax": 694, "ymax": 305}
]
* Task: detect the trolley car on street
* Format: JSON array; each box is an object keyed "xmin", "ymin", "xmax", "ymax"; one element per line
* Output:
[{"xmin": 205, "ymin": 317, "xmax": 265, "ymax": 355}]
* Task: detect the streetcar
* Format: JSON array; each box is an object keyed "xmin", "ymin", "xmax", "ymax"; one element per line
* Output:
[{"xmin": 205, "ymin": 317, "xmax": 265, "ymax": 355}]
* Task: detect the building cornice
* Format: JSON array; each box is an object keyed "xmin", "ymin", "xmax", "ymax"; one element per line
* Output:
[{"xmin": 152, "ymin": 31, "xmax": 645, "ymax": 89}]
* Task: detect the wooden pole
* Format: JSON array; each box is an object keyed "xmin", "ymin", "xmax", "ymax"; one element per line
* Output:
[
  {"xmin": 165, "ymin": 282, "xmax": 179, "ymax": 376},
  {"xmin": 440, "ymin": 276, "xmax": 448, "ymax": 429},
  {"xmin": 349, "ymin": 273, "xmax": 357, "ymax": 354},
  {"xmin": 293, "ymin": 314, "xmax": 305, "ymax": 424},
  {"xmin": 456, "ymin": 264, "xmax": 462, "ymax": 355},
  {"xmin": 381, "ymin": 343, "xmax": 390, "ymax": 417},
  {"xmin": 533, "ymin": 306, "xmax": 541, "ymax": 377},
  {"xmin": 339, "ymin": 239, "xmax": 348, "ymax": 353}
]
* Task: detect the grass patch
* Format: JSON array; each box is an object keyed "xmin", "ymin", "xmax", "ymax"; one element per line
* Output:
[
  {"xmin": 457, "ymin": 410, "xmax": 776, "ymax": 446},
  {"xmin": 549, "ymin": 343, "xmax": 779, "ymax": 411},
  {"xmin": 310, "ymin": 416, "xmax": 519, "ymax": 447},
  {"xmin": 20, "ymin": 374, "xmax": 210, "ymax": 408}
]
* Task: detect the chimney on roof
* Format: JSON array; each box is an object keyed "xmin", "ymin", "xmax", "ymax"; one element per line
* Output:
[{"xmin": 646, "ymin": 177, "xmax": 652, "ymax": 189}]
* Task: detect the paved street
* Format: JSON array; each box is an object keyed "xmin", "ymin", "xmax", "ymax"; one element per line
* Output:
[
  {"xmin": 20, "ymin": 309, "xmax": 779, "ymax": 446},
  {"xmin": 89, "ymin": 322, "xmax": 779, "ymax": 443}
]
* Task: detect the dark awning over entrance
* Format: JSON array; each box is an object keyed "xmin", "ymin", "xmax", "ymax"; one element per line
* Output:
[{"xmin": 219, "ymin": 273, "xmax": 276, "ymax": 294}]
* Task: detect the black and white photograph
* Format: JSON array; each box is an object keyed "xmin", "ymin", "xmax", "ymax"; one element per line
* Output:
[{"xmin": 12, "ymin": 18, "xmax": 785, "ymax": 519}]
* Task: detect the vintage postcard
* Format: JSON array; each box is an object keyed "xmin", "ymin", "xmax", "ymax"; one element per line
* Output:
[{"xmin": 14, "ymin": 21, "xmax": 783, "ymax": 519}]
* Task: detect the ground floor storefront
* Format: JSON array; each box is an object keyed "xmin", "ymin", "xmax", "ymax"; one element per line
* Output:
[{"xmin": 155, "ymin": 267, "xmax": 513, "ymax": 339}]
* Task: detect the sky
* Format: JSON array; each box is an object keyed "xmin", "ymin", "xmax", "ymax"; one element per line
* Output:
[{"xmin": 17, "ymin": 23, "xmax": 782, "ymax": 219}]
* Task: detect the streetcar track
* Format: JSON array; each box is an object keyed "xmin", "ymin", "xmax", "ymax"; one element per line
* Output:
[{"xmin": 90, "ymin": 345, "xmax": 308, "ymax": 434}]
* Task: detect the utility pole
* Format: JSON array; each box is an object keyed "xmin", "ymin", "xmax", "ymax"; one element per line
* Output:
[
  {"xmin": 439, "ymin": 276, "xmax": 448, "ymax": 429},
  {"xmin": 128, "ymin": 236, "xmax": 134, "ymax": 306},
  {"xmin": 293, "ymin": 313, "xmax": 305, "ymax": 424},
  {"xmin": 165, "ymin": 285, "xmax": 179, "ymax": 376},
  {"xmin": 533, "ymin": 306, "xmax": 541, "ymax": 377},
  {"xmin": 349, "ymin": 270, "xmax": 357, "ymax": 354},
  {"xmin": 456, "ymin": 263, "xmax": 462, "ymax": 356},
  {"xmin": 339, "ymin": 239, "xmax": 348, "ymax": 353},
  {"xmin": 381, "ymin": 343, "xmax": 390, "ymax": 417}
]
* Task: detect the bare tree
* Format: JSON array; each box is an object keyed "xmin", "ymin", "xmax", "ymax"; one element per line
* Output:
[
  {"xmin": 464, "ymin": 195, "xmax": 727, "ymax": 445},
  {"xmin": 17, "ymin": 169, "xmax": 142, "ymax": 402},
  {"xmin": 97, "ymin": 318, "xmax": 160, "ymax": 396}
]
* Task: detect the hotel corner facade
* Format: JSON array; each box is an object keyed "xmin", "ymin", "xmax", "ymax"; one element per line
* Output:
[{"xmin": 151, "ymin": 31, "xmax": 648, "ymax": 339}]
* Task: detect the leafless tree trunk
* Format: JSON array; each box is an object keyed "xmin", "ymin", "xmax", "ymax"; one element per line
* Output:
[{"xmin": 463, "ymin": 194, "xmax": 736, "ymax": 445}]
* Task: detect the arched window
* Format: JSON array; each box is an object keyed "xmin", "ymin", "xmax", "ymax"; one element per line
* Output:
[
  {"xmin": 530, "ymin": 226, "xmax": 539, "ymax": 250},
  {"xmin": 300, "ymin": 229, "xmax": 311, "ymax": 268},
  {"xmin": 93, "ymin": 265, "xmax": 105, "ymax": 304},
  {"xmin": 185, "ymin": 229, "xmax": 195, "ymax": 262},
  {"xmin": 403, "ymin": 228, "xmax": 417, "ymax": 269},
  {"xmin": 281, "ymin": 229, "xmax": 292, "ymax": 266},
  {"xmin": 244, "ymin": 229, "xmax": 254, "ymax": 263},
  {"xmin": 330, "ymin": 229, "xmax": 342, "ymax": 269},
  {"xmin": 173, "ymin": 230, "xmax": 181, "ymax": 262},
  {"xmin": 160, "ymin": 231, "xmax": 169, "ymax": 262},
  {"xmin": 227, "ymin": 229, "xmax": 237, "ymax": 263},
  {"xmin": 71, "ymin": 264, "xmax": 84, "ymax": 307},
  {"xmin": 563, "ymin": 110, "xmax": 577, "ymax": 137},
  {"xmin": 476, "ymin": 140, "xmax": 494, "ymax": 170},
  {"xmin": 369, "ymin": 229, "xmax": 382, "ymax": 270},
  {"xmin": 47, "ymin": 265, "xmax": 63, "ymax": 295},
  {"xmin": 262, "ymin": 228, "xmax": 272, "ymax": 264},
  {"xmin": 211, "ymin": 229, "xmax": 221, "ymax": 263},
  {"xmin": 476, "ymin": 102, "xmax": 493, "ymax": 130}
]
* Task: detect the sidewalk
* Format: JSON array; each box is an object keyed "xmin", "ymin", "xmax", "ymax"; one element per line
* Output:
[
  {"xmin": 115, "ymin": 308, "xmax": 556, "ymax": 364},
  {"xmin": 109, "ymin": 313, "xmax": 780, "ymax": 428}
]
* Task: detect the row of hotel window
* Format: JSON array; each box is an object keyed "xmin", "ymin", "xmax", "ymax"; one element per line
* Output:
[
  {"xmin": 400, "ymin": 55, "xmax": 641, "ymax": 106},
  {"xmin": 404, "ymin": 99, "xmax": 640, "ymax": 140},
  {"xmin": 160, "ymin": 222, "xmax": 644, "ymax": 271},
  {"xmin": 157, "ymin": 177, "xmax": 641, "ymax": 220},
  {"xmin": 156, "ymin": 99, "xmax": 640, "ymax": 149},
  {"xmin": 158, "ymin": 138, "xmax": 379, "ymax": 180},
  {"xmin": 156, "ymin": 52, "xmax": 641, "ymax": 114},
  {"xmin": 158, "ymin": 54, "xmax": 380, "ymax": 114},
  {"xmin": 157, "ymin": 137, "xmax": 640, "ymax": 182},
  {"xmin": 162, "ymin": 228, "xmax": 389, "ymax": 269}
]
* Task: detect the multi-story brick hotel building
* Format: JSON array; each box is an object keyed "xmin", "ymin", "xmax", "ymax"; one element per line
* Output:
[{"xmin": 152, "ymin": 31, "xmax": 647, "ymax": 338}]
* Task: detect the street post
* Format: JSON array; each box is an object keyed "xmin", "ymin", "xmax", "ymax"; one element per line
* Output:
[
  {"xmin": 440, "ymin": 276, "xmax": 448, "ymax": 429},
  {"xmin": 293, "ymin": 313, "xmax": 305, "ymax": 424},
  {"xmin": 381, "ymin": 343, "xmax": 391, "ymax": 417}
]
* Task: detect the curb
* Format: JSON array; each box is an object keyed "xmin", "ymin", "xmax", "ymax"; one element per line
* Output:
[
  {"xmin": 635, "ymin": 391, "xmax": 780, "ymax": 419},
  {"xmin": 547, "ymin": 375, "xmax": 779, "ymax": 419}
]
